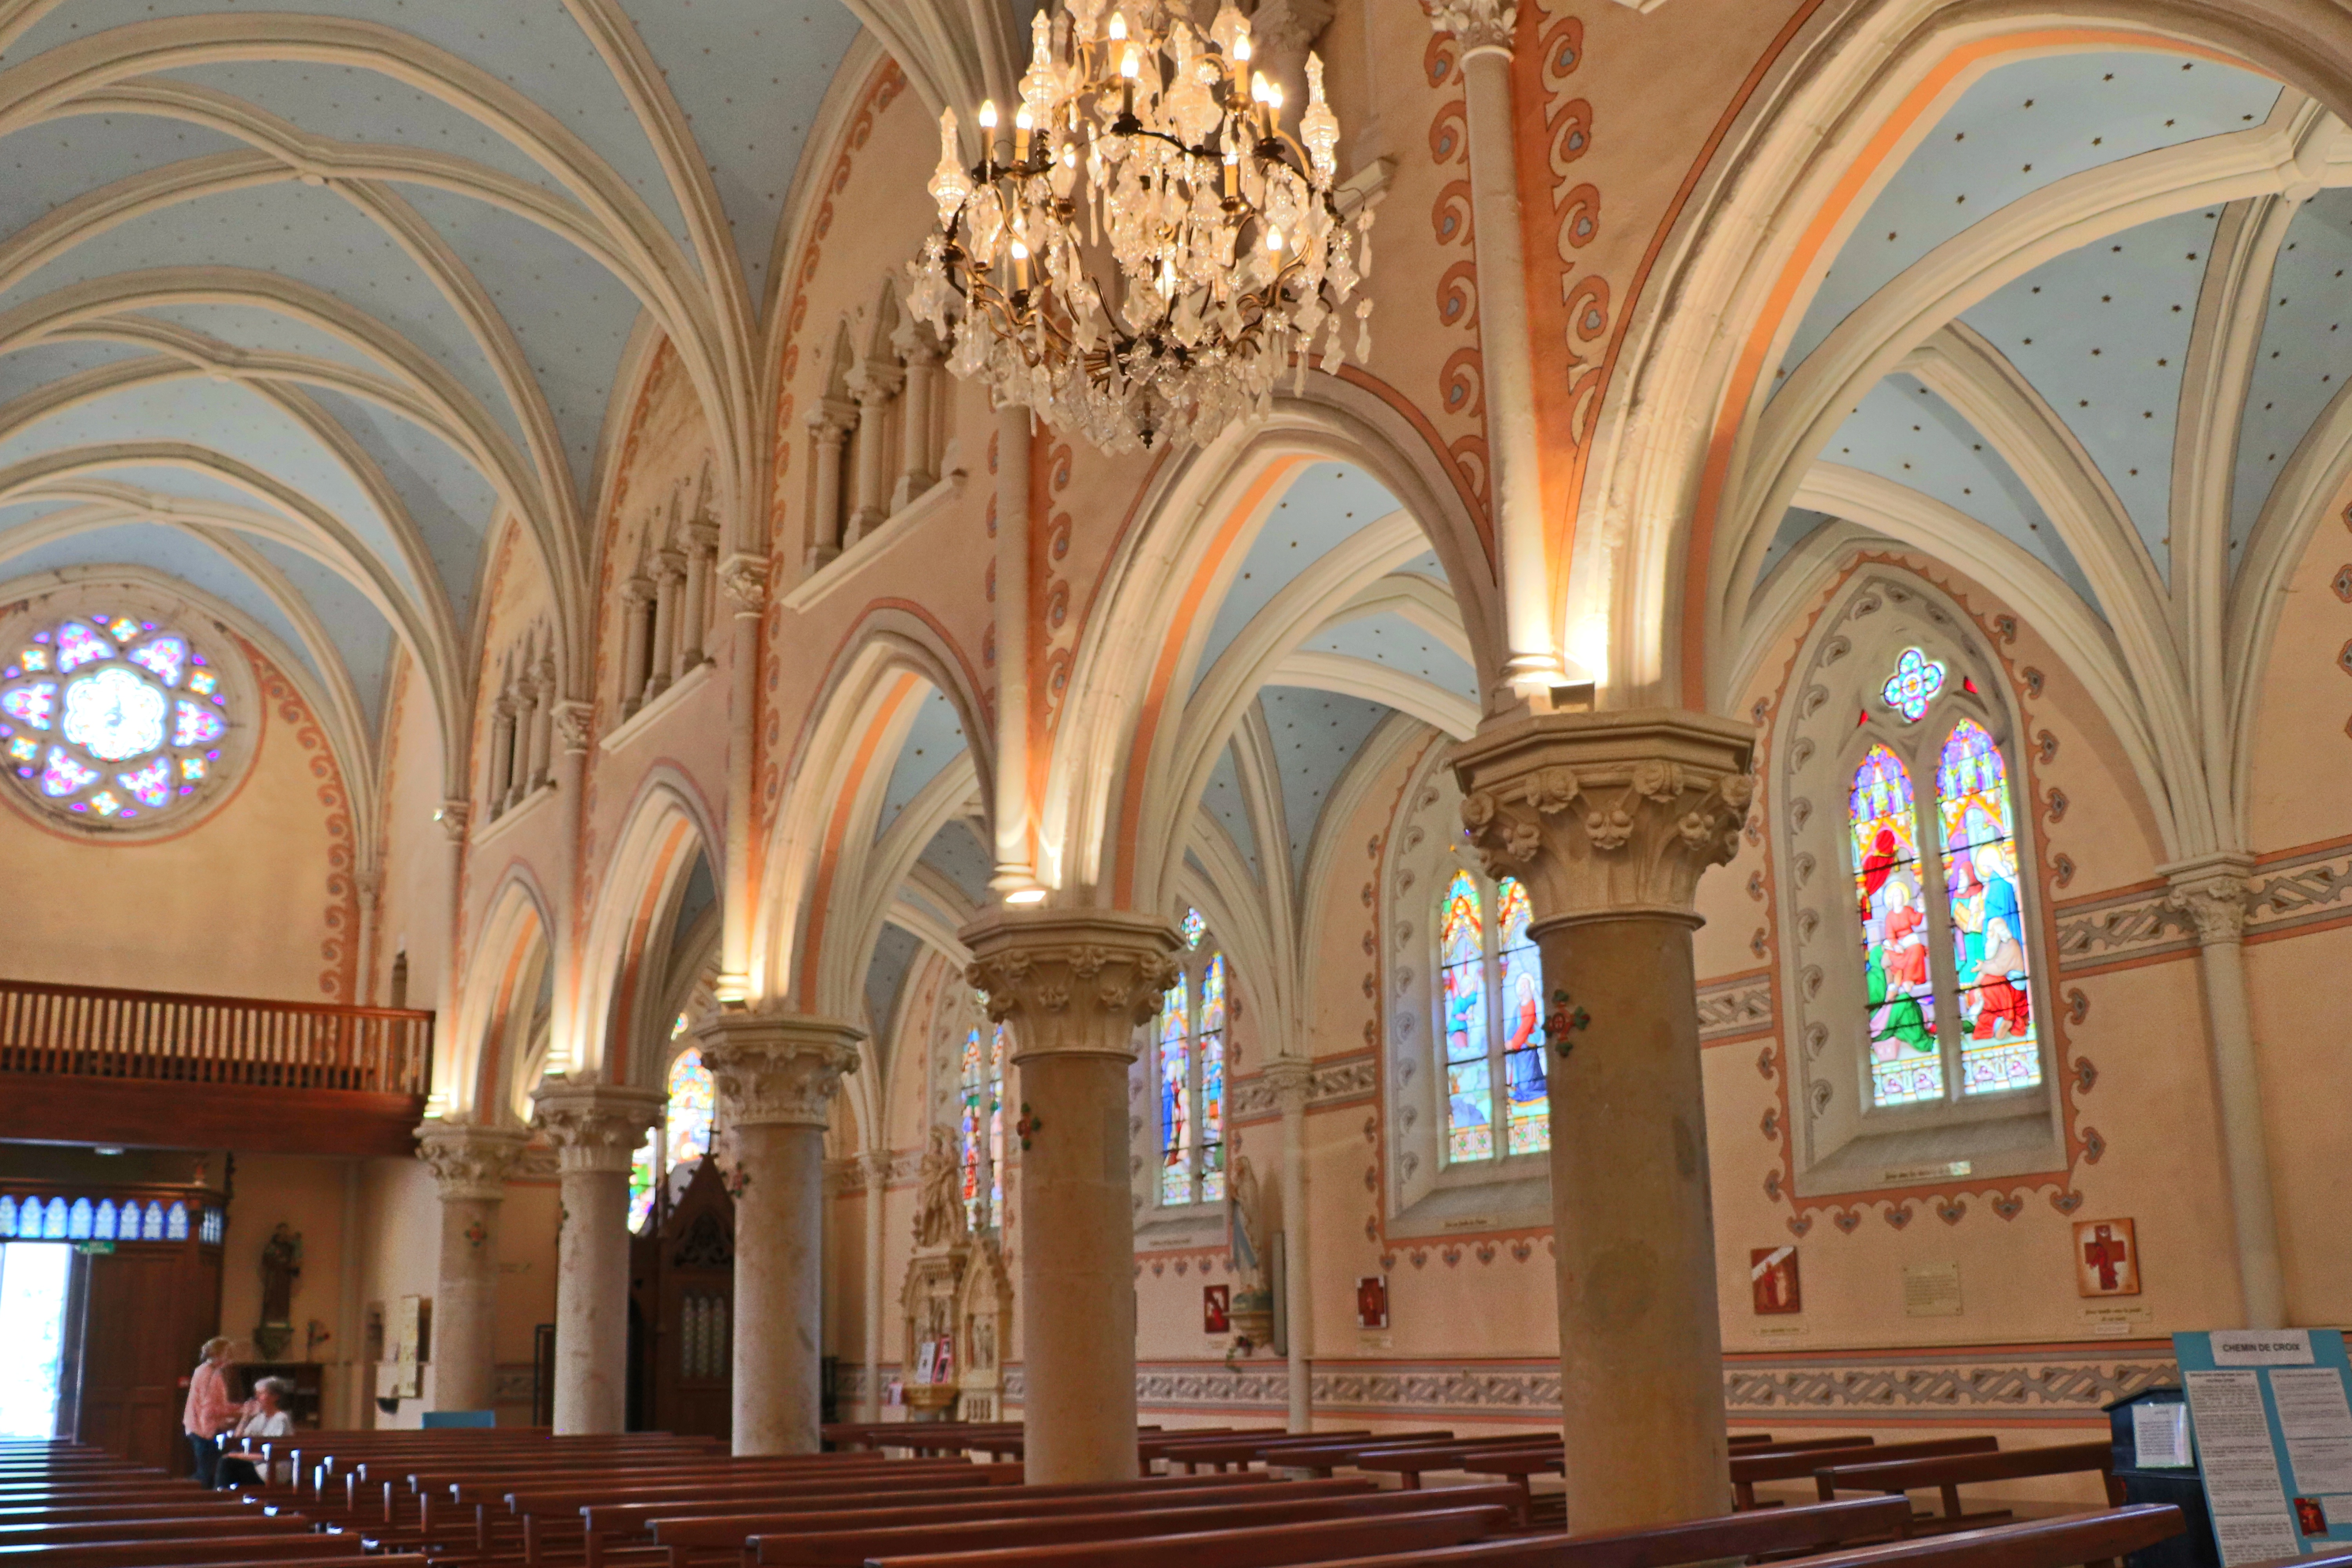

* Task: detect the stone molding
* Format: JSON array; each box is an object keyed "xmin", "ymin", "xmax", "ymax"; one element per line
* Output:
[
  {"xmin": 718, "ymin": 553, "xmax": 769, "ymax": 614},
  {"xmin": 960, "ymin": 907, "xmax": 1182, "ymax": 1063},
  {"xmin": 1262, "ymin": 1058, "xmax": 1314, "ymax": 1113},
  {"xmin": 1004, "ymin": 1341, "xmax": 2174, "ymax": 1424},
  {"xmin": 436, "ymin": 799, "xmax": 471, "ymax": 844},
  {"xmin": 1696, "ymin": 971, "xmax": 1775, "ymax": 1043},
  {"xmin": 1427, "ymin": 0, "xmax": 1516, "ymax": 54},
  {"xmin": 552, "ymin": 700, "xmax": 593, "ymax": 755},
  {"xmin": 1228, "ymin": 1054, "xmax": 1379, "ymax": 1120},
  {"xmin": 692, "ymin": 1013, "xmax": 862, "ymax": 1130},
  {"xmin": 2054, "ymin": 837, "xmax": 2352, "ymax": 971},
  {"xmin": 529, "ymin": 1075, "xmax": 665, "ymax": 1175},
  {"xmin": 416, "ymin": 1122, "xmax": 531, "ymax": 1202},
  {"xmin": 1448, "ymin": 708, "xmax": 1755, "ymax": 929}
]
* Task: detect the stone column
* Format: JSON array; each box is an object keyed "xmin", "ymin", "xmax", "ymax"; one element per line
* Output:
[
  {"xmin": 648, "ymin": 546, "xmax": 687, "ymax": 699},
  {"xmin": 681, "ymin": 518, "xmax": 719, "ymax": 671},
  {"xmin": 2165, "ymin": 855, "xmax": 2285, "ymax": 1328},
  {"xmin": 487, "ymin": 695, "xmax": 517, "ymax": 815},
  {"xmin": 693, "ymin": 1013, "xmax": 862, "ymax": 1454},
  {"xmin": 804, "ymin": 401, "xmax": 856, "ymax": 570},
  {"xmin": 530, "ymin": 1076, "xmax": 662, "ymax": 1434},
  {"xmin": 508, "ymin": 674, "xmax": 539, "ymax": 812},
  {"xmin": 961, "ymin": 907, "xmax": 1181, "ymax": 1483},
  {"xmin": 845, "ymin": 359, "xmax": 905, "ymax": 542},
  {"xmin": 861, "ymin": 1147, "xmax": 888, "ymax": 1420},
  {"xmin": 715, "ymin": 555, "xmax": 768, "ymax": 1004},
  {"xmin": 891, "ymin": 320, "xmax": 943, "ymax": 511},
  {"xmin": 415, "ymin": 1122, "xmax": 531, "ymax": 1414},
  {"xmin": 620, "ymin": 575, "xmax": 655, "ymax": 716},
  {"xmin": 989, "ymin": 404, "xmax": 1035, "ymax": 893},
  {"xmin": 1429, "ymin": 0, "xmax": 1563, "ymax": 698},
  {"xmin": 1265, "ymin": 1058, "xmax": 1315, "ymax": 1432},
  {"xmin": 1449, "ymin": 708, "xmax": 1754, "ymax": 1532}
]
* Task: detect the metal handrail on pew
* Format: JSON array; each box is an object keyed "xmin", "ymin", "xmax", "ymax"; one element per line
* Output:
[
  {"xmin": 744, "ymin": 1485, "xmax": 1529, "ymax": 1568},
  {"xmin": 861, "ymin": 1504, "xmax": 1517, "ymax": 1568}
]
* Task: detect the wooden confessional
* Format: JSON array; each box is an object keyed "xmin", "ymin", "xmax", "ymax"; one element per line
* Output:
[{"xmin": 626, "ymin": 1156, "xmax": 733, "ymax": 1440}]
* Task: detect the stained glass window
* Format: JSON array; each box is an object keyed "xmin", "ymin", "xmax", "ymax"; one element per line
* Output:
[
  {"xmin": 1439, "ymin": 871, "xmax": 1493, "ymax": 1161},
  {"xmin": 629, "ymin": 1019, "xmax": 718, "ymax": 1234},
  {"xmin": 1851, "ymin": 746, "xmax": 1943, "ymax": 1106},
  {"xmin": 1156, "ymin": 911, "xmax": 1238, "ymax": 1207},
  {"xmin": 1158, "ymin": 971, "xmax": 1191, "ymax": 1204},
  {"xmin": 955, "ymin": 1012, "xmax": 1009, "ymax": 1231},
  {"xmin": 0, "ymin": 607, "xmax": 235, "ymax": 829},
  {"xmin": 1436, "ymin": 870, "xmax": 1550, "ymax": 1164},
  {"xmin": 1937, "ymin": 720, "xmax": 2041, "ymax": 1096},
  {"xmin": 1880, "ymin": 647, "xmax": 1947, "ymax": 722}
]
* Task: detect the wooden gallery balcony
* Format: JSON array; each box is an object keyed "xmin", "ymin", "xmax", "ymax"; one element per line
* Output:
[{"xmin": 0, "ymin": 979, "xmax": 431, "ymax": 1156}]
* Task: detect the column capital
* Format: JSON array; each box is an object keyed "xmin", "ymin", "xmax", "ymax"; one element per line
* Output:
[
  {"xmin": 434, "ymin": 799, "xmax": 471, "ymax": 842},
  {"xmin": 859, "ymin": 1145, "xmax": 890, "ymax": 1181},
  {"xmin": 1448, "ymin": 707, "xmax": 1755, "ymax": 929},
  {"xmin": 692, "ymin": 1011, "xmax": 862, "ymax": 1129},
  {"xmin": 416, "ymin": 1122, "xmax": 531, "ymax": 1201},
  {"xmin": 960, "ymin": 907, "xmax": 1182, "ymax": 1063},
  {"xmin": 621, "ymin": 573, "xmax": 657, "ymax": 607},
  {"xmin": 806, "ymin": 396, "xmax": 857, "ymax": 441},
  {"xmin": 655, "ymin": 545, "xmax": 689, "ymax": 585},
  {"xmin": 2163, "ymin": 853, "xmax": 2257, "ymax": 945},
  {"xmin": 1262, "ymin": 1057, "xmax": 1315, "ymax": 1112},
  {"xmin": 530, "ymin": 1075, "xmax": 664, "ymax": 1175},
  {"xmin": 1429, "ymin": 0, "xmax": 1516, "ymax": 54},
  {"xmin": 552, "ymin": 700, "xmax": 593, "ymax": 754},
  {"xmin": 719, "ymin": 553, "xmax": 770, "ymax": 614},
  {"xmin": 846, "ymin": 359, "xmax": 905, "ymax": 405}
]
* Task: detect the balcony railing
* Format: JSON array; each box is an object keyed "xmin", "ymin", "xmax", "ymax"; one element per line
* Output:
[{"xmin": 0, "ymin": 978, "xmax": 433, "ymax": 1096}]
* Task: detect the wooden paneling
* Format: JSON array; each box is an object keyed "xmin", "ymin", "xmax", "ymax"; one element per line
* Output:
[
  {"xmin": 75, "ymin": 1238, "xmax": 221, "ymax": 1471},
  {"xmin": 0, "ymin": 1077, "xmax": 421, "ymax": 1157}
]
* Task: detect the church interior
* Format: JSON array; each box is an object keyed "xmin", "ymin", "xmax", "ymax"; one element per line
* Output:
[{"xmin": 1, "ymin": 0, "xmax": 2349, "ymax": 1562}]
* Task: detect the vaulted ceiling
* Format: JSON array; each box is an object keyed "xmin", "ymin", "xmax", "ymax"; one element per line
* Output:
[{"xmin": 0, "ymin": 0, "xmax": 871, "ymax": 810}]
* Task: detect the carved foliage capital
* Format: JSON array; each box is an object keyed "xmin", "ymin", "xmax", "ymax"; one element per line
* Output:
[
  {"xmin": 691, "ymin": 1013, "xmax": 862, "ymax": 1129},
  {"xmin": 2165, "ymin": 869, "xmax": 2254, "ymax": 945},
  {"xmin": 718, "ymin": 553, "xmax": 770, "ymax": 613},
  {"xmin": 960, "ymin": 908, "xmax": 1182, "ymax": 1061},
  {"xmin": 1428, "ymin": 0, "xmax": 1517, "ymax": 53},
  {"xmin": 1261, "ymin": 1057, "xmax": 1315, "ymax": 1112},
  {"xmin": 436, "ymin": 799, "xmax": 472, "ymax": 843},
  {"xmin": 1449, "ymin": 709, "xmax": 1756, "ymax": 927},
  {"xmin": 552, "ymin": 700, "xmax": 593, "ymax": 753},
  {"xmin": 415, "ymin": 1122, "xmax": 530, "ymax": 1201},
  {"xmin": 529, "ymin": 1076, "xmax": 664, "ymax": 1175}
]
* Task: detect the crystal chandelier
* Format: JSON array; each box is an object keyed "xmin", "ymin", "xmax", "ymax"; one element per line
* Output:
[{"xmin": 903, "ymin": 0, "xmax": 1374, "ymax": 453}]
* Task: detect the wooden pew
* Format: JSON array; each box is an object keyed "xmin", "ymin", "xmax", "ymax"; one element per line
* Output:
[
  {"xmin": 1733, "ymin": 1438, "xmax": 1996, "ymax": 1510},
  {"xmin": 1815, "ymin": 1440, "xmax": 2124, "ymax": 1530},
  {"xmin": 1747, "ymin": 1504, "xmax": 2185, "ymax": 1568},
  {"xmin": 0, "ymin": 1535, "xmax": 367, "ymax": 1567},
  {"xmin": 1170, "ymin": 1432, "xmax": 1456, "ymax": 1474},
  {"xmin": 864, "ymin": 1504, "xmax": 1515, "ymax": 1568},
  {"xmin": 1258, "ymin": 1435, "xmax": 1544, "ymax": 1480},
  {"xmin": 1234, "ymin": 1495, "xmax": 1917, "ymax": 1568},
  {"xmin": 434, "ymin": 1454, "xmax": 936, "ymax": 1553}
]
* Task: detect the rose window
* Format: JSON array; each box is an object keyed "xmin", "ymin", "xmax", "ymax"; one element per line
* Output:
[{"xmin": 0, "ymin": 610, "xmax": 234, "ymax": 827}]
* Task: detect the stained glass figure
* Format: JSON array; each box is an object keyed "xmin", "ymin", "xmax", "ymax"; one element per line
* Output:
[
  {"xmin": 138, "ymin": 1201, "xmax": 160, "ymax": 1240},
  {"xmin": 1851, "ymin": 746, "xmax": 1943, "ymax": 1106},
  {"xmin": 1, "ymin": 611, "xmax": 234, "ymax": 826},
  {"xmin": 627, "ymin": 1127, "xmax": 659, "ymax": 1233},
  {"xmin": 1158, "ymin": 975, "xmax": 1191, "ymax": 1204},
  {"xmin": 1880, "ymin": 647, "xmax": 1947, "ymax": 723},
  {"xmin": 1181, "ymin": 908, "xmax": 1207, "ymax": 949},
  {"xmin": 0, "ymin": 1198, "xmax": 18, "ymax": 1238},
  {"xmin": 987, "ymin": 1023, "xmax": 1006, "ymax": 1219},
  {"xmin": 1496, "ymin": 878, "xmax": 1549, "ymax": 1155},
  {"xmin": 960, "ymin": 1025, "xmax": 986, "ymax": 1230},
  {"xmin": 94, "ymin": 1201, "xmax": 116, "ymax": 1241},
  {"xmin": 42, "ymin": 1200, "xmax": 65, "ymax": 1240},
  {"xmin": 1198, "ymin": 955, "xmax": 1227, "ymax": 1203},
  {"xmin": 65, "ymin": 1200, "xmax": 91, "ymax": 1240},
  {"xmin": 165, "ymin": 1202, "xmax": 188, "ymax": 1241},
  {"xmin": 1439, "ymin": 871, "xmax": 1494, "ymax": 1161},
  {"xmin": 664, "ymin": 1049, "xmax": 715, "ymax": 1172},
  {"xmin": 1937, "ymin": 720, "xmax": 2041, "ymax": 1095}
]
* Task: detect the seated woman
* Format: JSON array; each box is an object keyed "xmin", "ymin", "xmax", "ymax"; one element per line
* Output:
[{"xmin": 215, "ymin": 1376, "xmax": 296, "ymax": 1489}]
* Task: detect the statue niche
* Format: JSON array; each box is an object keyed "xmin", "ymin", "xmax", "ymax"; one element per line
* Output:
[{"xmin": 898, "ymin": 1126, "xmax": 1010, "ymax": 1420}]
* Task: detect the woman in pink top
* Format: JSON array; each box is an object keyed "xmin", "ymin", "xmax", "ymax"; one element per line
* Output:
[{"xmin": 181, "ymin": 1336, "xmax": 236, "ymax": 1486}]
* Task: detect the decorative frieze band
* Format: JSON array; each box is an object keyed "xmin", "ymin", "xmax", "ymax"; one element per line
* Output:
[
  {"xmin": 1696, "ymin": 971, "xmax": 1775, "ymax": 1043},
  {"xmin": 1228, "ymin": 1053, "xmax": 1380, "ymax": 1120},
  {"xmin": 2055, "ymin": 837, "xmax": 2352, "ymax": 972},
  {"xmin": 1001, "ymin": 1342, "xmax": 2174, "ymax": 1425}
]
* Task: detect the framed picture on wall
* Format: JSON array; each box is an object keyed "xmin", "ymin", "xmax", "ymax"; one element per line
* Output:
[
  {"xmin": 1202, "ymin": 1285, "xmax": 1230, "ymax": 1334},
  {"xmin": 1356, "ymin": 1274, "xmax": 1388, "ymax": 1330},
  {"xmin": 2075, "ymin": 1218, "xmax": 2141, "ymax": 1296},
  {"xmin": 1751, "ymin": 1246, "xmax": 1802, "ymax": 1314}
]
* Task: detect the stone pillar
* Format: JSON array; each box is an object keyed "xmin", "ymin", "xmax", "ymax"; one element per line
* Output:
[
  {"xmin": 508, "ymin": 674, "xmax": 539, "ymax": 812},
  {"xmin": 487, "ymin": 695, "xmax": 517, "ymax": 815},
  {"xmin": 648, "ymin": 546, "xmax": 687, "ymax": 699},
  {"xmin": 2165, "ymin": 855, "xmax": 2285, "ymax": 1328},
  {"xmin": 861, "ymin": 1147, "xmax": 888, "ymax": 1420},
  {"xmin": 891, "ymin": 321, "xmax": 943, "ymax": 511},
  {"xmin": 693, "ymin": 1013, "xmax": 862, "ymax": 1454},
  {"xmin": 715, "ymin": 555, "xmax": 768, "ymax": 1005},
  {"xmin": 1265, "ymin": 1058, "xmax": 1315, "ymax": 1432},
  {"xmin": 1429, "ymin": 1, "xmax": 1563, "ymax": 698},
  {"xmin": 681, "ymin": 519, "xmax": 719, "ymax": 671},
  {"xmin": 845, "ymin": 359, "xmax": 905, "ymax": 542},
  {"xmin": 989, "ymin": 404, "xmax": 1035, "ymax": 893},
  {"xmin": 804, "ymin": 401, "xmax": 856, "ymax": 570},
  {"xmin": 1449, "ymin": 708, "xmax": 1754, "ymax": 1532},
  {"xmin": 961, "ymin": 907, "xmax": 1181, "ymax": 1483},
  {"xmin": 528, "ymin": 650, "xmax": 558, "ymax": 791},
  {"xmin": 415, "ymin": 1122, "xmax": 531, "ymax": 1414},
  {"xmin": 620, "ymin": 575, "xmax": 655, "ymax": 715},
  {"xmin": 529, "ymin": 1076, "xmax": 661, "ymax": 1434}
]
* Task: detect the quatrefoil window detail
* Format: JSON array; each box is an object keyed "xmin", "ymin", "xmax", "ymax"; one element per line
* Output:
[{"xmin": 1879, "ymin": 647, "xmax": 1948, "ymax": 723}]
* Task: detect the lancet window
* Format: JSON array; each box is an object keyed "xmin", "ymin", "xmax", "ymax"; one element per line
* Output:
[
  {"xmin": 1436, "ymin": 870, "xmax": 1548, "ymax": 1163},
  {"xmin": 629, "ymin": 1018, "xmax": 717, "ymax": 1233},
  {"xmin": 1156, "ymin": 909, "xmax": 1228, "ymax": 1207},
  {"xmin": 958, "ymin": 1005, "xmax": 1007, "ymax": 1232}
]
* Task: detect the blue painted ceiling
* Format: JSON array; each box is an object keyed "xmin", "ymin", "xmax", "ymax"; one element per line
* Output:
[
  {"xmin": 0, "ymin": 2, "xmax": 864, "ymax": 761},
  {"xmin": 875, "ymin": 687, "xmax": 967, "ymax": 844}
]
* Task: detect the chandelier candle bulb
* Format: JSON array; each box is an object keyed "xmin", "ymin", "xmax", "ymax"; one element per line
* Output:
[{"xmin": 903, "ymin": 0, "xmax": 1372, "ymax": 451}]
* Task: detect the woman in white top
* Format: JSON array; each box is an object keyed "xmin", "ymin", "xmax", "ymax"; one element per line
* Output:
[{"xmin": 215, "ymin": 1376, "xmax": 296, "ymax": 1489}]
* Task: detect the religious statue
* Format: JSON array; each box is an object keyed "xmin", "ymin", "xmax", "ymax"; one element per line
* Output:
[
  {"xmin": 914, "ymin": 1126, "xmax": 969, "ymax": 1249},
  {"xmin": 254, "ymin": 1222, "xmax": 303, "ymax": 1361},
  {"xmin": 1229, "ymin": 1156, "xmax": 1268, "ymax": 1296}
]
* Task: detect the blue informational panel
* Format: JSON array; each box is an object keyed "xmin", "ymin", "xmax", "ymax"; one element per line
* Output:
[{"xmin": 2176, "ymin": 1331, "xmax": 2352, "ymax": 1566}]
